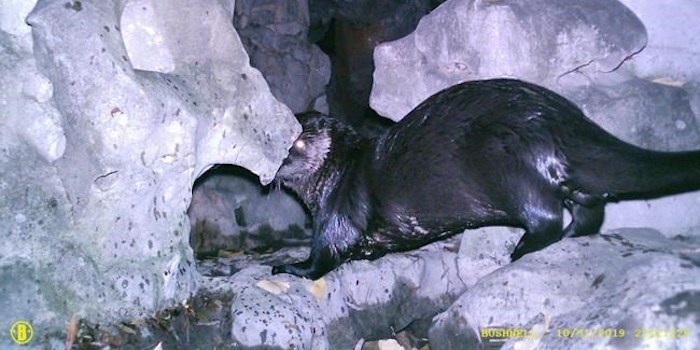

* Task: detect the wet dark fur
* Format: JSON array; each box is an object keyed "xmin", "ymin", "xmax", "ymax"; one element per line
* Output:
[{"xmin": 272, "ymin": 79, "xmax": 700, "ymax": 279}]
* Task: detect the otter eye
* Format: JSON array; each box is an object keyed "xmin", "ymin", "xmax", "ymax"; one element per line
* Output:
[{"xmin": 294, "ymin": 139, "xmax": 306, "ymax": 150}]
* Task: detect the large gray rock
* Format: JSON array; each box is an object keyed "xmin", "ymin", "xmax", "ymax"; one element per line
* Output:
[
  {"xmin": 205, "ymin": 225, "xmax": 699, "ymax": 349},
  {"xmin": 616, "ymin": 0, "xmax": 700, "ymax": 128},
  {"xmin": 190, "ymin": 0, "xmax": 319, "ymax": 260},
  {"xmin": 430, "ymin": 229, "xmax": 700, "ymax": 350},
  {"xmin": 0, "ymin": 0, "xmax": 298, "ymax": 346},
  {"xmin": 370, "ymin": 0, "xmax": 647, "ymax": 121},
  {"xmin": 618, "ymin": 0, "xmax": 700, "ymax": 82},
  {"xmin": 199, "ymin": 231, "xmax": 508, "ymax": 348}
]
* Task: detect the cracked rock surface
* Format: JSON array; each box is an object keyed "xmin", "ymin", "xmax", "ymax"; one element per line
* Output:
[{"xmin": 370, "ymin": 0, "xmax": 648, "ymax": 122}]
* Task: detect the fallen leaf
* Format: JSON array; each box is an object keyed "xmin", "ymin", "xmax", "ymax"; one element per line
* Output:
[
  {"xmin": 257, "ymin": 280, "xmax": 291, "ymax": 294},
  {"xmin": 307, "ymin": 278, "xmax": 327, "ymax": 301},
  {"xmin": 377, "ymin": 339, "xmax": 405, "ymax": 350}
]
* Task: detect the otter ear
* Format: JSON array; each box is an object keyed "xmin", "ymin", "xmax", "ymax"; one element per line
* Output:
[
  {"xmin": 295, "ymin": 111, "xmax": 335, "ymax": 134},
  {"xmin": 295, "ymin": 111, "xmax": 329, "ymax": 125}
]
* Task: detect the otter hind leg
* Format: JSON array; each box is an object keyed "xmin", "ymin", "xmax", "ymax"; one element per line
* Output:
[
  {"xmin": 510, "ymin": 199, "xmax": 564, "ymax": 261},
  {"xmin": 563, "ymin": 199, "xmax": 605, "ymax": 238}
]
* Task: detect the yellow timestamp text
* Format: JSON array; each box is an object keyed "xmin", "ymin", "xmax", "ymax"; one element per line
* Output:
[
  {"xmin": 556, "ymin": 327, "xmax": 691, "ymax": 339},
  {"xmin": 480, "ymin": 326, "xmax": 692, "ymax": 342},
  {"xmin": 481, "ymin": 327, "xmax": 537, "ymax": 339}
]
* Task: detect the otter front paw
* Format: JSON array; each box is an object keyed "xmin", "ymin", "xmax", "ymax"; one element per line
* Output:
[{"xmin": 271, "ymin": 260, "xmax": 325, "ymax": 280}]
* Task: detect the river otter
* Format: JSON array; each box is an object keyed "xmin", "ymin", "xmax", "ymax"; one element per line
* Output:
[{"xmin": 271, "ymin": 79, "xmax": 700, "ymax": 280}]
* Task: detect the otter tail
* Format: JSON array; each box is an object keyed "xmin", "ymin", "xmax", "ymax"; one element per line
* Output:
[{"xmin": 568, "ymin": 142, "xmax": 700, "ymax": 201}]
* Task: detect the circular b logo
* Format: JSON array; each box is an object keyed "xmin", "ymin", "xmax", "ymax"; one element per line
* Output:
[{"xmin": 10, "ymin": 321, "xmax": 34, "ymax": 345}]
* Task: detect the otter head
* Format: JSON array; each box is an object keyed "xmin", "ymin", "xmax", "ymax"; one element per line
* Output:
[
  {"xmin": 275, "ymin": 112, "xmax": 336, "ymax": 192},
  {"xmin": 276, "ymin": 112, "xmax": 366, "ymax": 207}
]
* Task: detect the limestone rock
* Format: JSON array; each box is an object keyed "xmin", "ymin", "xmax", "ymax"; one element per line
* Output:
[
  {"xmin": 370, "ymin": 0, "xmax": 647, "ymax": 121},
  {"xmin": 429, "ymin": 229, "xmax": 700, "ymax": 350},
  {"xmin": 0, "ymin": 0, "xmax": 298, "ymax": 346},
  {"xmin": 618, "ymin": 0, "xmax": 700, "ymax": 82},
  {"xmin": 616, "ymin": 0, "xmax": 700, "ymax": 134},
  {"xmin": 205, "ymin": 233, "xmax": 508, "ymax": 349}
]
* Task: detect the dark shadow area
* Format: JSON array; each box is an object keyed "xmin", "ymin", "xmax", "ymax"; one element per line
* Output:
[
  {"xmin": 308, "ymin": 0, "xmax": 448, "ymax": 137},
  {"xmin": 188, "ymin": 165, "xmax": 311, "ymax": 260}
]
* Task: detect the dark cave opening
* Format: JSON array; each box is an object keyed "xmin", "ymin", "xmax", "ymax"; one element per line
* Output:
[{"xmin": 188, "ymin": 165, "xmax": 311, "ymax": 261}]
